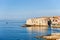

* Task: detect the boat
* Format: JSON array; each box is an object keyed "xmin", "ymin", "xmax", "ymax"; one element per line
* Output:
[{"xmin": 6, "ymin": 22, "xmax": 8, "ymax": 24}]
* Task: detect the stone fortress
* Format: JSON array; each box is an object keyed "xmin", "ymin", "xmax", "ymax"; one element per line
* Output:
[{"xmin": 26, "ymin": 16, "xmax": 60, "ymax": 27}]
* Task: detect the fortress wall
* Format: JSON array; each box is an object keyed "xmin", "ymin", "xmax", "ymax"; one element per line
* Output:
[{"xmin": 26, "ymin": 16, "xmax": 60, "ymax": 26}]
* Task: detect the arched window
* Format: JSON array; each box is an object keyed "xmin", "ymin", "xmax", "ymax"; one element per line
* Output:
[
  {"xmin": 55, "ymin": 20, "xmax": 57, "ymax": 22},
  {"xmin": 53, "ymin": 20, "xmax": 54, "ymax": 21}
]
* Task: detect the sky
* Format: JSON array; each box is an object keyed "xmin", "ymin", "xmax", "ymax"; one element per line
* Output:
[{"xmin": 0, "ymin": 0, "xmax": 60, "ymax": 20}]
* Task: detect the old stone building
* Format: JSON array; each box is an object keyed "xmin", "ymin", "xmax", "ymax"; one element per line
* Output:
[{"xmin": 26, "ymin": 16, "xmax": 60, "ymax": 26}]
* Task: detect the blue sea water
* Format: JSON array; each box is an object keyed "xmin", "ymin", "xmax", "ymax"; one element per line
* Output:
[{"xmin": 0, "ymin": 20, "xmax": 60, "ymax": 40}]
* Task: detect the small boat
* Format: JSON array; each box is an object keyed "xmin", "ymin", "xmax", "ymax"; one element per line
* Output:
[{"xmin": 6, "ymin": 22, "xmax": 8, "ymax": 24}]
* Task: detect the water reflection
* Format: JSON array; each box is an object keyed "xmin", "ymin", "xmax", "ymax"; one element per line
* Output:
[
  {"xmin": 26, "ymin": 26, "xmax": 48, "ymax": 36},
  {"xmin": 26, "ymin": 26, "xmax": 60, "ymax": 40}
]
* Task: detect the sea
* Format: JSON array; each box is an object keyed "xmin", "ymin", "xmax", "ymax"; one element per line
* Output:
[{"xmin": 0, "ymin": 20, "xmax": 60, "ymax": 40}]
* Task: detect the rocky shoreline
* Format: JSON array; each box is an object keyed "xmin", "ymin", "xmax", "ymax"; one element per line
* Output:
[{"xmin": 22, "ymin": 24, "xmax": 60, "ymax": 28}]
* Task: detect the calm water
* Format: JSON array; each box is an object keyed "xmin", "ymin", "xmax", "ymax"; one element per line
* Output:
[{"xmin": 0, "ymin": 20, "xmax": 60, "ymax": 40}]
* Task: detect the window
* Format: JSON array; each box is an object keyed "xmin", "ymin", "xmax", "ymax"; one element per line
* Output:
[
  {"xmin": 53, "ymin": 20, "xmax": 54, "ymax": 21},
  {"xmin": 55, "ymin": 20, "xmax": 57, "ymax": 22}
]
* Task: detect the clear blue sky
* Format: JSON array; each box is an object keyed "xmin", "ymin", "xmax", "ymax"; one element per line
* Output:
[{"xmin": 0, "ymin": 0, "xmax": 60, "ymax": 20}]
